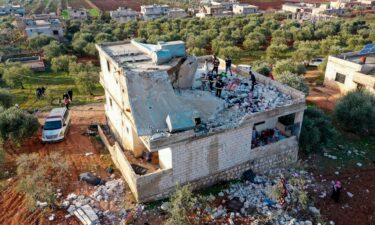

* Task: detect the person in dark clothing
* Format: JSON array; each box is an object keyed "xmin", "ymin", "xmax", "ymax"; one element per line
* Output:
[
  {"xmin": 215, "ymin": 78, "xmax": 224, "ymax": 98},
  {"xmin": 41, "ymin": 87, "xmax": 46, "ymax": 96},
  {"xmin": 250, "ymin": 71, "xmax": 257, "ymax": 91},
  {"xmin": 36, "ymin": 87, "xmax": 42, "ymax": 99},
  {"xmin": 64, "ymin": 96, "xmax": 70, "ymax": 110},
  {"xmin": 68, "ymin": 89, "xmax": 73, "ymax": 101},
  {"xmin": 208, "ymin": 72, "xmax": 214, "ymax": 91},
  {"xmin": 212, "ymin": 55, "xmax": 220, "ymax": 75},
  {"xmin": 63, "ymin": 93, "xmax": 69, "ymax": 100},
  {"xmin": 225, "ymin": 57, "xmax": 232, "ymax": 76},
  {"xmin": 331, "ymin": 180, "xmax": 342, "ymax": 203}
]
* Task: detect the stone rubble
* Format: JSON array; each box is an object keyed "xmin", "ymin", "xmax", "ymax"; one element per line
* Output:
[
  {"xmin": 200, "ymin": 168, "xmax": 322, "ymax": 225},
  {"xmin": 61, "ymin": 178, "xmax": 129, "ymax": 224}
]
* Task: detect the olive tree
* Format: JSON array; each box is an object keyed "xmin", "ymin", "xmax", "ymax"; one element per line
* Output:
[
  {"xmin": 164, "ymin": 185, "xmax": 197, "ymax": 225},
  {"xmin": 2, "ymin": 63, "xmax": 32, "ymax": 88},
  {"xmin": 42, "ymin": 41, "xmax": 63, "ymax": 61},
  {"xmin": 51, "ymin": 55, "xmax": 77, "ymax": 72},
  {"xmin": 300, "ymin": 107, "xmax": 336, "ymax": 154},
  {"xmin": 277, "ymin": 71, "xmax": 309, "ymax": 95},
  {"xmin": 28, "ymin": 35, "xmax": 54, "ymax": 49},
  {"xmin": 74, "ymin": 71, "xmax": 99, "ymax": 95},
  {"xmin": 273, "ymin": 59, "xmax": 306, "ymax": 78},
  {"xmin": 0, "ymin": 107, "xmax": 39, "ymax": 146},
  {"xmin": 333, "ymin": 91, "xmax": 375, "ymax": 136}
]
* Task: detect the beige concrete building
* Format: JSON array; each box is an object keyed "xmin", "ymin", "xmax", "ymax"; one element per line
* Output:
[
  {"xmin": 325, "ymin": 47, "xmax": 375, "ymax": 94},
  {"xmin": 110, "ymin": 7, "xmax": 139, "ymax": 23},
  {"xmin": 68, "ymin": 7, "xmax": 88, "ymax": 21},
  {"xmin": 233, "ymin": 4, "xmax": 258, "ymax": 15},
  {"xmin": 96, "ymin": 40, "xmax": 306, "ymax": 202}
]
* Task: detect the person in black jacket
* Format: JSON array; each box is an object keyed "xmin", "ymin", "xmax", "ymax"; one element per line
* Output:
[
  {"xmin": 215, "ymin": 78, "xmax": 224, "ymax": 98},
  {"xmin": 250, "ymin": 71, "xmax": 257, "ymax": 91},
  {"xmin": 68, "ymin": 89, "xmax": 73, "ymax": 102},
  {"xmin": 225, "ymin": 57, "xmax": 233, "ymax": 76}
]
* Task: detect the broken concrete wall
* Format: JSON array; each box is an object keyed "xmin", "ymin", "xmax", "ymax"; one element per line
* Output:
[
  {"xmin": 98, "ymin": 125, "xmax": 139, "ymax": 199},
  {"xmin": 138, "ymin": 136, "xmax": 299, "ymax": 202}
]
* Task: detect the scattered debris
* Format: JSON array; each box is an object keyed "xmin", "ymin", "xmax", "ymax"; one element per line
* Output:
[
  {"xmin": 356, "ymin": 162, "xmax": 363, "ymax": 167},
  {"xmin": 36, "ymin": 201, "xmax": 48, "ymax": 208},
  {"xmin": 74, "ymin": 204, "xmax": 100, "ymax": 225},
  {"xmin": 347, "ymin": 192, "xmax": 354, "ymax": 198},
  {"xmin": 79, "ymin": 172, "xmax": 104, "ymax": 186},
  {"xmin": 48, "ymin": 214, "xmax": 55, "ymax": 221}
]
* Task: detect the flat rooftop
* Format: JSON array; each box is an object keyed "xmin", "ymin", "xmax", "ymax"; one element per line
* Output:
[
  {"xmin": 98, "ymin": 41, "xmax": 305, "ymax": 139},
  {"xmin": 335, "ymin": 45, "xmax": 375, "ymax": 75}
]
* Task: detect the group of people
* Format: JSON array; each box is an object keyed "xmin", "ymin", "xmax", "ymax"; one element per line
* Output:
[
  {"xmin": 200, "ymin": 55, "xmax": 257, "ymax": 98},
  {"xmin": 35, "ymin": 87, "xmax": 46, "ymax": 99},
  {"xmin": 252, "ymin": 127, "xmax": 281, "ymax": 148},
  {"xmin": 63, "ymin": 89, "xmax": 73, "ymax": 110}
]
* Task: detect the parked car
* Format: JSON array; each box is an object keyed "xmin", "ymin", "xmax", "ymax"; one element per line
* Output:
[
  {"xmin": 42, "ymin": 107, "xmax": 71, "ymax": 143},
  {"xmin": 309, "ymin": 58, "xmax": 324, "ymax": 67}
]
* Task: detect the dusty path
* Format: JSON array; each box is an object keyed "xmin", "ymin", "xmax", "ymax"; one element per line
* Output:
[
  {"xmin": 0, "ymin": 104, "xmax": 113, "ymax": 225},
  {"xmin": 311, "ymin": 167, "xmax": 375, "ymax": 225},
  {"xmin": 305, "ymin": 69, "xmax": 342, "ymax": 112}
]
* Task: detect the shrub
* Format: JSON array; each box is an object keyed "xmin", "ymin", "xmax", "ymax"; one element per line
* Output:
[
  {"xmin": 333, "ymin": 91, "xmax": 375, "ymax": 136},
  {"xmin": 300, "ymin": 107, "xmax": 336, "ymax": 154},
  {"xmin": 0, "ymin": 107, "xmax": 39, "ymax": 145},
  {"xmin": 253, "ymin": 62, "xmax": 272, "ymax": 77},
  {"xmin": 164, "ymin": 185, "xmax": 197, "ymax": 225},
  {"xmin": 273, "ymin": 59, "xmax": 306, "ymax": 77},
  {"xmin": 16, "ymin": 152, "xmax": 69, "ymax": 211},
  {"xmin": 2, "ymin": 63, "xmax": 32, "ymax": 88},
  {"xmin": 277, "ymin": 71, "xmax": 309, "ymax": 95}
]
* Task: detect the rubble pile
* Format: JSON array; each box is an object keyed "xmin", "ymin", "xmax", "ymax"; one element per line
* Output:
[
  {"xmin": 62, "ymin": 178, "xmax": 129, "ymax": 225},
  {"xmin": 198, "ymin": 169, "xmax": 322, "ymax": 225},
  {"xmin": 196, "ymin": 74, "xmax": 293, "ymax": 130}
]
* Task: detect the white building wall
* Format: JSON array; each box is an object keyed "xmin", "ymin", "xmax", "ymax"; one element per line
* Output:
[
  {"xmin": 324, "ymin": 56, "xmax": 363, "ymax": 92},
  {"xmin": 170, "ymin": 124, "xmax": 253, "ymax": 184}
]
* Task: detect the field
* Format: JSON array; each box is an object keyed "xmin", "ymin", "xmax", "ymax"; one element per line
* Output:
[
  {"xmin": 2, "ymin": 69, "xmax": 104, "ymax": 111},
  {"xmin": 88, "ymin": 0, "xmax": 145, "ymax": 11},
  {"xmin": 241, "ymin": 0, "xmax": 330, "ymax": 10}
]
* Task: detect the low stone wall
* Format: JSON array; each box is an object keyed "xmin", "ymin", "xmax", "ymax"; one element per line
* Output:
[
  {"xmin": 98, "ymin": 125, "xmax": 139, "ymax": 199},
  {"xmin": 138, "ymin": 136, "xmax": 299, "ymax": 202}
]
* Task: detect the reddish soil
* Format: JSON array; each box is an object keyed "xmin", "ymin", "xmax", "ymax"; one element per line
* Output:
[
  {"xmin": 241, "ymin": 0, "xmax": 329, "ymax": 10},
  {"xmin": 311, "ymin": 167, "xmax": 375, "ymax": 225},
  {"xmin": 67, "ymin": 0, "xmax": 92, "ymax": 9},
  {"xmin": 305, "ymin": 69, "xmax": 341, "ymax": 112},
  {"xmin": 88, "ymin": 0, "xmax": 145, "ymax": 11},
  {"xmin": 0, "ymin": 104, "xmax": 122, "ymax": 225}
]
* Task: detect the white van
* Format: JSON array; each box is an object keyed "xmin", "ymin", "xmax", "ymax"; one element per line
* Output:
[{"xmin": 42, "ymin": 108, "xmax": 71, "ymax": 143}]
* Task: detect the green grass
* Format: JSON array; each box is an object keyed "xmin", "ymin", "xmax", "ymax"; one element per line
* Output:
[
  {"xmin": 234, "ymin": 50, "xmax": 266, "ymax": 65},
  {"xmin": 3, "ymin": 69, "xmax": 104, "ymax": 111},
  {"xmin": 89, "ymin": 8, "xmax": 100, "ymax": 17}
]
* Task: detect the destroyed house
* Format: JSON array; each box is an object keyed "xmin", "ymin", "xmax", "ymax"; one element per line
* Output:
[{"xmin": 96, "ymin": 40, "xmax": 306, "ymax": 202}]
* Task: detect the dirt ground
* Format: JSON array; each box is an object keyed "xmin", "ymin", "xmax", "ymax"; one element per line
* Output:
[
  {"xmin": 305, "ymin": 69, "xmax": 342, "ymax": 112},
  {"xmin": 310, "ymin": 166, "xmax": 375, "ymax": 225},
  {"xmin": 88, "ymin": 0, "xmax": 145, "ymax": 11},
  {"xmin": 241, "ymin": 0, "xmax": 330, "ymax": 10},
  {"xmin": 0, "ymin": 104, "xmax": 135, "ymax": 225}
]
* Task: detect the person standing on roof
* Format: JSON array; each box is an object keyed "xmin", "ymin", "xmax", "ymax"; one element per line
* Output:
[
  {"xmin": 225, "ymin": 56, "xmax": 233, "ymax": 76},
  {"xmin": 250, "ymin": 71, "xmax": 257, "ymax": 91},
  {"xmin": 215, "ymin": 77, "xmax": 224, "ymax": 98},
  {"xmin": 212, "ymin": 55, "xmax": 220, "ymax": 75}
]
